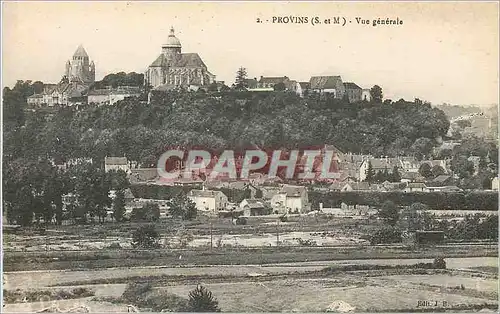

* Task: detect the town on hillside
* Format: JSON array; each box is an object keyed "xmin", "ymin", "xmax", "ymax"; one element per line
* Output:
[{"xmin": 3, "ymin": 16, "xmax": 499, "ymax": 314}]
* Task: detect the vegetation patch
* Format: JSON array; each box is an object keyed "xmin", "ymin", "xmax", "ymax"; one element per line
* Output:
[{"xmin": 3, "ymin": 287, "xmax": 94, "ymax": 304}]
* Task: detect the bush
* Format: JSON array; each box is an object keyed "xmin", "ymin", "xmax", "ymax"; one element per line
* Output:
[
  {"xmin": 370, "ymin": 226, "xmax": 402, "ymax": 245},
  {"xmin": 297, "ymin": 238, "xmax": 317, "ymax": 246},
  {"xmin": 131, "ymin": 203, "xmax": 160, "ymax": 222},
  {"xmin": 235, "ymin": 217, "xmax": 247, "ymax": 225},
  {"xmin": 131, "ymin": 225, "xmax": 161, "ymax": 248},
  {"xmin": 433, "ymin": 257, "xmax": 446, "ymax": 269},
  {"xmin": 378, "ymin": 201, "xmax": 399, "ymax": 226},
  {"xmin": 186, "ymin": 285, "xmax": 221, "ymax": 312},
  {"xmin": 279, "ymin": 215, "xmax": 288, "ymax": 222},
  {"xmin": 121, "ymin": 282, "xmax": 188, "ymax": 312}
]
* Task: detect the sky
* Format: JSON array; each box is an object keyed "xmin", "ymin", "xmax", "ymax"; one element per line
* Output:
[{"xmin": 2, "ymin": 1, "xmax": 499, "ymax": 106}]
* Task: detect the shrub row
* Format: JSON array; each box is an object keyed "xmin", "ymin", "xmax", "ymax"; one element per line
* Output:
[{"xmin": 309, "ymin": 191, "xmax": 498, "ymax": 210}]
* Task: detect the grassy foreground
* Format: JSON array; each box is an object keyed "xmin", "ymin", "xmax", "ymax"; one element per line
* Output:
[{"xmin": 4, "ymin": 243, "xmax": 498, "ymax": 271}]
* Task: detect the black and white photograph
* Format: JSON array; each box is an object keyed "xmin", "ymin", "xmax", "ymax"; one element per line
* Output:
[{"xmin": 1, "ymin": 1, "xmax": 499, "ymax": 313}]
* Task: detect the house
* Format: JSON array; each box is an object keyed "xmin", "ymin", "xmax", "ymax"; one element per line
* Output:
[
  {"xmin": 426, "ymin": 186, "xmax": 462, "ymax": 192},
  {"xmin": 329, "ymin": 181, "xmax": 344, "ymax": 191},
  {"xmin": 309, "ymin": 76, "xmax": 345, "ymax": 98},
  {"xmin": 430, "ymin": 175, "xmax": 453, "ymax": 186},
  {"xmin": 492, "ymin": 177, "xmax": 499, "ymax": 191},
  {"xmin": 399, "ymin": 157, "xmax": 421, "ymax": 173},
  {"xmin": 239, "ymin": 199, "xmax": 270, "ymax": 216},
  {"xmin": 361, "ymin": 89, "xmax": 371, "ymax": 102},
  {"xmin": 296, "ymin": 82, "xmax": 310, "ymax": 97},
  {"xmin": 104, "ymin": 157, "xmax": 130, "ymax": 173},
  {"xmin": 380, "ymin": 180, "xmax": 406, "ymax": 192},
  {"xmin": 28, "ymin": 81, "xmax": 89, "ymax": 107},
  {"xmin": 248, "ymin": 173, "xmax": 267, "ymax": 186},
  {"xmin": 340, "ymin": 182, "xmax": 370, "ymax": 192},
  {"xmin": 285, "ymin": 80, "xmax": 298, "ymax": 92},
  {"xmin": 130, "ymin": 168, "xmax": 159, "ymax": 183},
  {"xmin": 260, "ymin": 186, "xmax": 281, "ymax": 200},
  {"xmin": 257, "ymin": 76, "xmax": 291, "ymax": 89},
  {"xmin": 187, "ymin": 189, "xmax": 229, "ymax": 214},
  {"xmin": 359, "ymin": 158, "xmax": 399, "ymax": 182},
  {"xmin": 404, "ymin": 182, "xmax": 428, "ymax": 193},
  {"xmin": 172, "ymin": 177, "xmax": 204, "ymax": 187},
  {"xmin": 271, "ymin": 185, "xmax": 309, "ymax": 214},
  {"xmin": 88, "ymin": 86, "xmax": 141, "ymax": 106},
  {"xmin": 244, "ymin": 78, "xmax": 258, "ymax": 89},
  {"xmin": 343, "ymin": 82, "xmax": 363, "ymax": 102},
  {"xmin": 338, "ymin": 153, "xmax": 371, "ymax": 181}
]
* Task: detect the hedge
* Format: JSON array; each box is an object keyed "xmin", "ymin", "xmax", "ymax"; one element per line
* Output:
[{"xmin": 309, "ymin": 190, "xmax": 498, "ymax": 210}]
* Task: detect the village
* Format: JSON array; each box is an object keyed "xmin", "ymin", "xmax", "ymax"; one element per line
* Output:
[{"xmin": 3, "ymin": 8, "xmax": 499, "ymax": 313}]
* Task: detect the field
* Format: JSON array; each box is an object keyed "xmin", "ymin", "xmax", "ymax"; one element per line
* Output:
[{"xmin": 3, "ymin": 216, "xmax": 498, "ymax": 313}]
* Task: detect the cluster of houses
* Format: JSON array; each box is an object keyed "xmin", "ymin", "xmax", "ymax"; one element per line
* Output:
[
  {"xmin": 100, "ymin": 142, "xmax": 497, "ymax": 219},
  {"xmin": 243, "ymin": 75, "xmax": 371, "ymax": 101}
]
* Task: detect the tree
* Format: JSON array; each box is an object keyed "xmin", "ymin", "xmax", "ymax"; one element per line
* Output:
[
  {"xmin": 391, "ymin": 166, "xmax": 401, "ymax": 182},
  {"xmin": 433, "ymin": 257, "xmax": 446, "ymax": 269},
  {"xmin": 419, "ymin": 163, "xmax": 433, "ymax": 178},
  {"xmin": 456, "ymin": 120, "xmax": 472, "ymax": 129},
  {"xmin": 131, "ymin": 203, "xmax": 160, "ymax": 222},
  {"xmin": 451, "ymin": 156, "xmax": 475, "ymax": 179},
  {"xmin": 183, "ymin": 199, "xmax": 198, "ymax": 220},
  {"xmin": 401, "ymin": 202, "xmax": 433, "ymax": 231},
  {"xmin": 431, "ymin": 165, "xmax": 445, "ymax": 177},
  {"xmin": 378, "ymin": 200, "xmax": 399, "ymax": 226},
  {"xmin": 411, "ymin": 137, "xmax": 434, "ymax": 161},
  {"xmin": 370, "ymin": 226, "xmax": 402, "ymax": 244},
  {"xmin": 370, "ymin": 85, "xmax": 383, "ymax": 103},
  {"xmin": 186, "ymin": 285, "xmax": 221, "ymax": 312},
  {"xmin": 113, "ymin": 189, "xmax": 126, "ymax": 222},
  {"xmin": 167, "ymin": 193, "xmax": 198, "ymax": 220},
  {"xmin": 374, "ymin": 170, "xmax": 384, "ymax": 183},
  {"xmin": 234, "ymin": 67, "xmax": 248, "ymax": 90},
  {"xmin": 365, "ymin": 161, "xmax": 375, "ymax": 182},
  {"xmin": 273, "ymin": 82, "xmax": 286, "ymax": 91},
  {"xmin": 131, "ymin": 225, "xmax": 160, "ymax": 248},
  {"xmin": 70, "ymin": 163, "xmax": 112, "ymax": 223},
  {"xmin": 144, "ymin": 203, "xmax": 160, "ymax": 221}
]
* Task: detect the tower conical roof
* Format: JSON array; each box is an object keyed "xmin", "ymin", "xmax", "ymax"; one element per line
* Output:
[{"xmin": 73, "ymin": 45, "xmax": 89, "ymax": 57}]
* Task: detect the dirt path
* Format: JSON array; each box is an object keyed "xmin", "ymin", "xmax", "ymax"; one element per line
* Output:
[{"xmin": 4, "ymin": 257, "xmax": 497, "ymax": 290}]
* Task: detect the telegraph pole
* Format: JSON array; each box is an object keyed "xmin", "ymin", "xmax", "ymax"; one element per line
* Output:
[
  {"xmin": 276, "ymin": 218, "xmax": 280, "ymax": 247},
  {"xmin": 210, "ymin": 222, "xmax": 213, "ymax": 251}
]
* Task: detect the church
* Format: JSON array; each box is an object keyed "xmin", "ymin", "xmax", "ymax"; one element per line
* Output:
[
  {"xmin": 144, "ymin": 28, "xmax": 216, "ymax": 89},
  {"xmin": 27, "ymin": 45, "xmax": 94, "ymax": 107},
  {"xmin": 65, "ymin": 45, "xmax": 95, "ymax": 85}
]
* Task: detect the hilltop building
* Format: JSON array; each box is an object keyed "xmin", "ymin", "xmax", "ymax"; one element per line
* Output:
[
  {"xmin": 309, "ymin": 76, "xmax": 345, "ymax": 98},
  {"xmin": 65, "ymin": 45, "xmax": 95, "ymax": 85},
  {"xmin": 145, "ymin": 27, "xmax": 216, "ymax": 89},
  {"xmin": 27, "ymin": 45, "xmax": 94, "ymax": 106}
]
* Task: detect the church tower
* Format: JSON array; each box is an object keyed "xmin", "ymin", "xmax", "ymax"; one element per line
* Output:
[
  {"xmin": 162, "ymin": 27, "xmax": 182, "ymax": 61},
  {"xmin": 65, "ymin": 45, "xmax": 95, "ymax": 85}
]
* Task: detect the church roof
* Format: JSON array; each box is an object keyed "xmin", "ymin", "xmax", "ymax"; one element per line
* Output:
[
  {"xmin": 149, "ymin": 53, "xmax": 207, "ymax": 69},
  {"xmin": 73, "ymin": 45, "xmax": 89, "ymax": 58}
]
